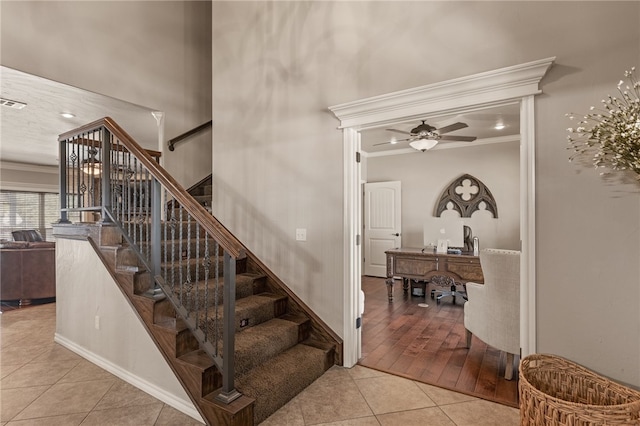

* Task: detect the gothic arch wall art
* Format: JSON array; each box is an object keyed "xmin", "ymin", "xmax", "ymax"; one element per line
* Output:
[{"xmin": 435, "ymin": 174, "xmax": 498, "ymax": 218}]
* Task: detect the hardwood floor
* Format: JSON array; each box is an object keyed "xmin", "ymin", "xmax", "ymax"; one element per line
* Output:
[{"xmin": 359, "ymin": 276, "xmax": 518, "ymax": 408}]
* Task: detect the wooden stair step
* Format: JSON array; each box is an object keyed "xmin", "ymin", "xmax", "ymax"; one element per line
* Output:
[
  {"xmin": 153, "ymin": 317, "xmax": 199, "ymax": 358},
  {"xmin": 236, "ymin": 343, "xmax": 333, "ymax": 424},
  {"xmin": 234, "ymin": 318, "xmax": 303, "ymax": 376},
  {"xmin": 278, "ymin": 313, "xmax": 312, "ymax": 342},
  {"xmin": 199, "ymin": 293, "xmax": 288, "ymax": 342},
  {"xmin": 176, "ymin": 349, "xmax": 221, "ymax": 398},
  {"xmin": 166, "ymin": 272, "xmax": 266, "ymax": 310}
]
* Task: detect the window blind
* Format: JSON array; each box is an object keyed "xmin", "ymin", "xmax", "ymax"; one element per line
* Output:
[{"xmin": 0, "ymin": 191, "xmax": 60, "ymax": 241}]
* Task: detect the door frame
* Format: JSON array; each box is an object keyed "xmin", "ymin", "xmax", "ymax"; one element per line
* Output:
[{"xmin": 330, "ymin": 57, "xmax": 555, "ymax": 367}]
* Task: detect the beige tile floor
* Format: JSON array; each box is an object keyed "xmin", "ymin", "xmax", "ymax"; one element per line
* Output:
[{"xmin": 1, "ymin": 303, "xmax": 520, "ymax": 425}]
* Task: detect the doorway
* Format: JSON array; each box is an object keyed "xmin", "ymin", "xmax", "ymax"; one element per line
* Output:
[
  {"xmin": 329, "ymin": 57, "xmax": 555, "ymax": 368},
  {"xmin": 363, "ymin": 181, "xmax": 402, "ymax": 277},
  {"xmin": 358, "ymin": 112, "xmax": 521, "ymax": 404}
]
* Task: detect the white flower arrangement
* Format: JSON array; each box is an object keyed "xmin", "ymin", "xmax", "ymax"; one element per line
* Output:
[{"xmin": 567, "ymin": 67, "xmax": 640, "ymax": 177}]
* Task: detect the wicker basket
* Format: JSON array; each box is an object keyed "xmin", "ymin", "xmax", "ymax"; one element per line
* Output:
[{"xmin": 519, "ymin": 354, "xmax": 640, "ymax": 425}]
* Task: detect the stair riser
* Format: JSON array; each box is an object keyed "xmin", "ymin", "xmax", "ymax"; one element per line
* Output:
[
  {"xmin": 202, "ymin": 295, "xmax": 288, "ymax": 342},
  {"xmin": 237, "ymin": 344, "xmax": 335, "ymax": 424},
  {"xmin": 176, "ymin": 356, "xmax": 222, "ymax": 398},
  {"xmin": 153, "ymin": 322, "xmax": 200, "ymax": 358},
  {"xmin": 234, "ymin": 318, "xmax": 311, "ymax": 376}
]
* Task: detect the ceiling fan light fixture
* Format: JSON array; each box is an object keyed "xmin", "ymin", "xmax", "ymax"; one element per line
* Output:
[
  {"xmin": 494, "ymin": 123, "xmax": 506, "ymax": 130},
  {"xmin": 410, "ymin": 138, "xmax": 439, "ymax": 152},
  {"xmin": 81, "ymin": 159, "xmax": 102, "ymax": 175}
]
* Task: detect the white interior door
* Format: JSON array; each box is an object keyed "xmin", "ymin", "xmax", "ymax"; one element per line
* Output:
[{"xmin": 363, "ymin": 181, "xmax": 401, "ymax": 277}]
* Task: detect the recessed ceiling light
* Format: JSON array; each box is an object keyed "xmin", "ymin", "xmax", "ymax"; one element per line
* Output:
[{"xmin": 60, "ymin": 112, "xmax": 75, "ymax": 118}]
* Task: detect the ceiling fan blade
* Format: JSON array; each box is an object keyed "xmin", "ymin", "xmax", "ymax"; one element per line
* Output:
[
  {"xmin": 385, "ymin": 128, "xmax": 412, "ymax": 135},
  {"xmin": 439, "ymin": 135, "xmax": 477, "ymax": 142},
  {"xmin": 437, "ymin": 122, "xmax": 468, "ymax": 134},
  {"xmin": 373, "ymin": 137, "xmax": 412, "ymax": 146}
]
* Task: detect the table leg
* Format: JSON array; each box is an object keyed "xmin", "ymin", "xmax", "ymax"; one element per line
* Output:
[{"xmin": 386, "ymin": 277, "xmax": 394, "ymax": 303}]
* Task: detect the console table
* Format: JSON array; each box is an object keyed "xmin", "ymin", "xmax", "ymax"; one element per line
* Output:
[{"xmin": 385, "ymin": 247, "xmax": 484, "ymax": 302}]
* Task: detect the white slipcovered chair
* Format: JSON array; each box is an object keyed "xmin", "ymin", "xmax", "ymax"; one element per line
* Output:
[{"xmin": 464, "ymin": 248, "xmax": 520, "ymax": 380}]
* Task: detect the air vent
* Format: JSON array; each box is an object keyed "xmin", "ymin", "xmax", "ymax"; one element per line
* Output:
[{"xmin": 0, "ymin": 98, "xmax": 27, "ymax": 109}]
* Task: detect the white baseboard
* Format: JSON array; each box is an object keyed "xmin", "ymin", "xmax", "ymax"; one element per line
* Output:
[{"xmin": 54, "ymin": 333, "xmax": 204, "ymax": 423}]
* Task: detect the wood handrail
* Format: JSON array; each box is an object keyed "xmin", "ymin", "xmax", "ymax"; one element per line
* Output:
[
  {"xmin": 59, "ymin": 117, "xmax": 245, "ymax": 259},
  {"xmin": 168, "ymin": 120, "xmax": 212, "ymax": 151},
  {"xmin": 56, "ymin": 135, "xmax": 161, "ymax": 160}
]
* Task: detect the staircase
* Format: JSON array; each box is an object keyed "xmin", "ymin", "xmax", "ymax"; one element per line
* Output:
[{"xmin": 56, "ymin": 118, "xmax": 342, "ymax": 425}]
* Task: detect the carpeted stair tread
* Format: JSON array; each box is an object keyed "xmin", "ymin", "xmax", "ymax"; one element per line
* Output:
[
  {"xmin": 160, "ymin": 255, "xmax": 223, "ymax": 282},
  {"xmin": 169, "ymin": 272, "xmax": 264, "ymax": 309},
  {"xmin": 236, "ymin": 343, "xmax": 330, "ymax": 424},
  {"xmin": 234, "ymin": 318, "xmax": 300, "ymax": 376},
  {"xmin": 199, "ymin": 293, "xmax": 288, "ymax": 340},
  {"xmin": 233, "ymin": 293, "xmax": 287, "ymax": 330}
]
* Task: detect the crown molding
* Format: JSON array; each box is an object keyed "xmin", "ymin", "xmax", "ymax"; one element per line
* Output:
[
  {"xmin": 0, "ymin": 160, "xmax": 58, "ymax": 174},
  {"xmin": 329, "ymin": 57, "xmax": 555, "ymax": 129}
]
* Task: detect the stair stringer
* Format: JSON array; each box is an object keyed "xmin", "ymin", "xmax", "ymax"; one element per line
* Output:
[{"xmin": 87, "ymin": 235, "xmax": 255, "ymax": 426}]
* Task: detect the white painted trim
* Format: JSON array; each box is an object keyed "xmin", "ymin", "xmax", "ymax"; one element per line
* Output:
[
  {"xmin": 330, "ymin": 57, "xmax": 554, "ymax": 369},
  {"xmin": 366, "ymin": 135, "xmax": 520, "ymax": 158},
  {"xmin": 0, "ymin": 161, "xmax": 58, "ymax": 174},
  {"xmin": 54, "ymin": 333, "xmax": 204, "ymax": 423},
  {"xmin": 0, "ymin": 181, "xmax": 59, "ymax": 193},
  {"xmin": 342, "ymin": 128, "xmax": 362, "ymax": 367},
  {"xmin": 520, "ymin": 96, "xmax": 537, "ymax": 356},
  {"xmin": 330, "ymin": 57, "xmax": 556, "ymax": 130}
]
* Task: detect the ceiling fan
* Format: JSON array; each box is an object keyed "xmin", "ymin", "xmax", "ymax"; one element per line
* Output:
[{"xmin": 375, "ymin": 120, "xmax": 477, "ymax": 151}]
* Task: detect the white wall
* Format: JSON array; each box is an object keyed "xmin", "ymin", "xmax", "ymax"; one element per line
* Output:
[
  {"xmin": 366, "ymin": 142, "xmax": 520, "ymax": 251},
  {"xmin": 212, "ymin": 1, "xmax": 640, "ymax": 388},
  {"xmin": 55, "ymin": 238, "xmax": 203, "ymax": 422},
  {"xmin": 0, "ymin": 1, "xmax": 212, "ymax": 188}
]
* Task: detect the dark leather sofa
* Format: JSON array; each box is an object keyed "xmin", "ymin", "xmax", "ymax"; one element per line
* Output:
[{"xmin": 1, "ymin": 231, "xmax": 56, "ymax": 306}]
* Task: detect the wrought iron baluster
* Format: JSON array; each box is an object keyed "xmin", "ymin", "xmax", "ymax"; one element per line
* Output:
[
  {"xmin": 163, "ymin": 189, "xmax": 168, "ymax": 284},
  {"xmin": 144, "ymin": 166, "xmax": 150, "ymax": 260},
  {"xmin": 214, "ymin": 241, "xmax": 219, "ymax": 354},
  {"xmin": 101, "ymin": 129, "xmax": 111, "ymax": 222},
  {"xmin": 185, "ymin": 212, "xmax": 192, "ymax": 311},
  {"xmin": 170, "ymin": 208, "xmax": 176, "ymax": 292},
  {"xmin": 70, "ymin": 141, "xmax": 77, "ymax": 210},
  {"xmin": 58, "ymin": 138, "xmax": 70, "ymax": 223},
  {"xmin": 203, "ymin": 235, "xmax": 210, "ymax": 345},
  {"xmin": 178, "ymin": 205, "xmax": 184, "ymax": 305},
  {"xmin": 195, "ymin": 222, "xmax": 200, "ymax": 327}
]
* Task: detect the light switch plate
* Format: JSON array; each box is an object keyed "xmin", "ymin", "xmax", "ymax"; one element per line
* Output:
[{"xmin": 296, "ymin": 228, "xmax": 307, "ymax": 241}]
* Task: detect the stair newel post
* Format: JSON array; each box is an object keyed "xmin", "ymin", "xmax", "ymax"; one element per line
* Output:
[
  {"xmin": 100, "ymin": 127, "xmax": 112, "ymax": 224},
  {"xmin": 58, "ymin": 138, "xmax": 71, "ymax": 224},
  {"xmin": 217, "ymin": 251, "xmax": 242, "ymax": 404}
]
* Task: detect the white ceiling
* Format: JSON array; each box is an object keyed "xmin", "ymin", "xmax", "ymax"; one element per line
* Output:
[
  {"xmin": 360, "ymin": 103, "xmax": 520, "ymax": 155},
  {"xmin": 0, "ymin": 66, "xmax": 520, "ymax": 167},
  {"xmin": 0, "ymin": 66, "xmax": 159, "ymax": 167}
]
